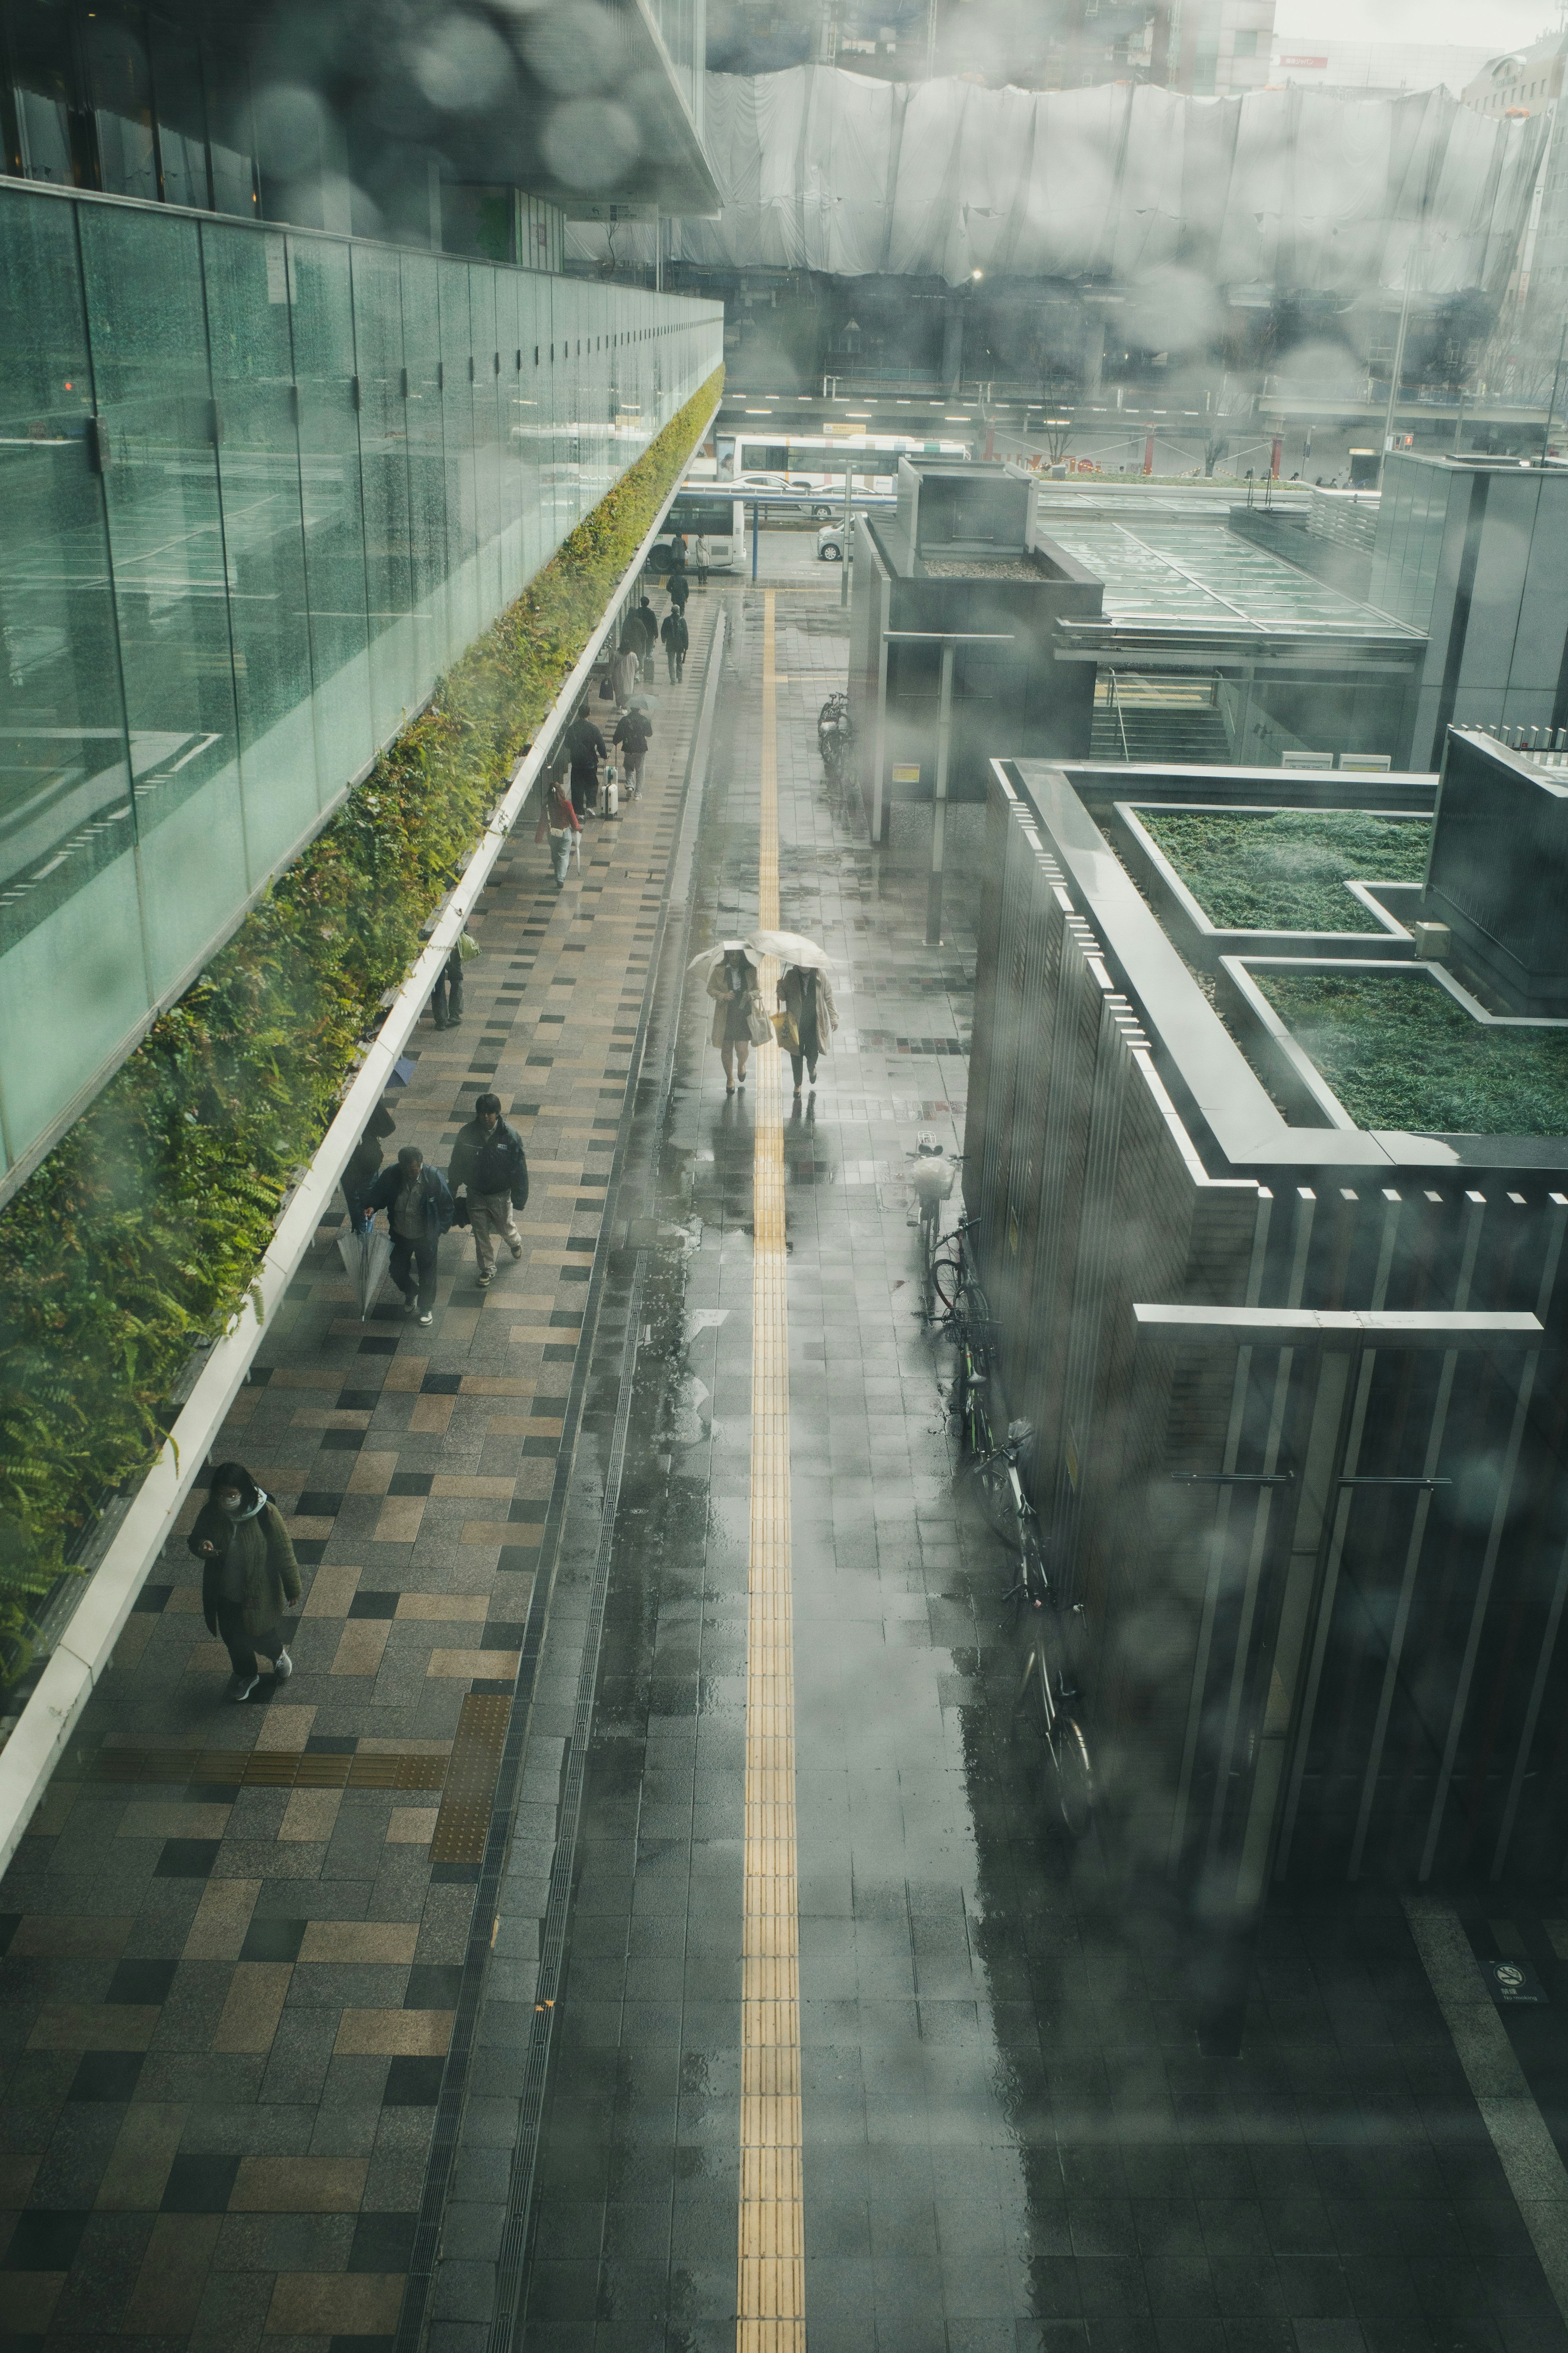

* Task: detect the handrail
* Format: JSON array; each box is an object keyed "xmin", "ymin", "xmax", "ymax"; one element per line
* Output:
[{"xmin": 1106, "ymin": 669, "xmax": 1130, "ymax": 761}]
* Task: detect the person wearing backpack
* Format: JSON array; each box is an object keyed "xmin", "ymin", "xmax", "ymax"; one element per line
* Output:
[
  {"xmin": 613, "ymin": 702, "xmax": 653, "ymax": 800},
  {"xmin": 447, "ymin": 1093, "xmax": 530, "ymax": 1289},
  {"xmin": 661, "ymin": 605, "xmax": 690, "ymax": 683}
]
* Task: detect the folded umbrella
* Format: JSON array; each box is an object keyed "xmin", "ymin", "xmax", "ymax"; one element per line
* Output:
[
  {"xmin": 338, "ymin": 1222, "xmax": 392, "ymax": 1320},
  {"xmin": 746, "ymin": 928, "xmax": 833, "ymax": 971}
]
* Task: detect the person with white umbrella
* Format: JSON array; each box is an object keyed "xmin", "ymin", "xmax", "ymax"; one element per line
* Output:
[
  {"xmin": 776, "ymin": 955, "xmax": 838, "ymax": 1097},
  {"xmin": 702, "ymin": 942, "xmax": 762, "ymax": 1093}
]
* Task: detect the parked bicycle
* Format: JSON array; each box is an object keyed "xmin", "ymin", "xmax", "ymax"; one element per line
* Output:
[
  {"xmin": 938, "ymin": 1244, "xmax": 1096, "ymax": 1839},
  {"xmin": 910, "ymin": 1137, "xmax": 962, "ymax": 1318},
  {"xmin": 818, "ymin": 691, "xmax": 854, "ymax": 782}
]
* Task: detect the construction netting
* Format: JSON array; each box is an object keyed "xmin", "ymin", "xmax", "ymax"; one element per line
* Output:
[{"xmin": 566, "ymin": 67, "xmax": 1545, "ymax": 293}]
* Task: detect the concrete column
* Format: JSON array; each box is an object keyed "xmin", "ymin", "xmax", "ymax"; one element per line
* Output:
[{"xmin": 942, "ymin": 301, "xmax": 964, "ymax": 395}]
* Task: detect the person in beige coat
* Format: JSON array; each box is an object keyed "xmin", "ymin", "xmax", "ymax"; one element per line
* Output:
[{"xmin": 776, "ymin": 963, "xmax": 838, "ymax": 1094}]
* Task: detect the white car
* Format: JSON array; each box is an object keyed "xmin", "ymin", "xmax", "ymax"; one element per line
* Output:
[
  {"xmin": 816, "ymin": 520, "xmax": 848, "ymax": 562},
  {"xmin": 736, "ymin": 471, "xmax": 838, "ymax": 521}
]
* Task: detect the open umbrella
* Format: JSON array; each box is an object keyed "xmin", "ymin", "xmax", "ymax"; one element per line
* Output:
[
  {"xmin": 338, "ymin": 1222, "xmax": 392, "ymax": 1320},
  {"xmin": 687, "ymin": 940, "xmax": 759, "ymax": 978},
  {"xmin": 746, "ymin": 928, "xmax": 833, "ymax": 971}
]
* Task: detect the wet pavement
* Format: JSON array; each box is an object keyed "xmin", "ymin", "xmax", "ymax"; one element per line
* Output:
[{"xmin": 6, "ymin": 543, "xmax": 1568, "ymax": 2353}]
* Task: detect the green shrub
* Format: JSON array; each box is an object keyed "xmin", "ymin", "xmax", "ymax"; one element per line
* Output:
[
  {"xmin": 1142, "ymin": 808, "xmax": 1430, "ymax": 934},
  {"xmin": 0, "ymin": 368, "xmax": 722, "ymax": 1671},
  {"xmin": 1258, "ymin": 969, "xmax": 1568, "ymax": 1136}
]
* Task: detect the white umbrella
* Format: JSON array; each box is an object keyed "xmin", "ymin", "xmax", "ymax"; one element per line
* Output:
[
  {"xmin": 746, "ymin": 929, "xmax": 833, "ymax": 971},
  {"xmin": 687, "ymin": 940, "xmax": 759, "ymax": 977}
]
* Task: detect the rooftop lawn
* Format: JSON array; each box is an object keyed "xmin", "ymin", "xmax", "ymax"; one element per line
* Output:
[
  {"xmin": 1257, "ymin": 969, "xmax": 1568, "ymax": 1136},
  {"xmin": 1140, "ymin": 807, "xmax": 1430, "ymax": 934}
]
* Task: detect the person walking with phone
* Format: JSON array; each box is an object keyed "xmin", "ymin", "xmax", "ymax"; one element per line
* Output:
[
  {"xmin": 613, "ymin": 702, "xmax": 652, "ymax": 801},
  {"xmin": 188, "ymin": 1462, "xmax": 301, "ymax": 1702}
]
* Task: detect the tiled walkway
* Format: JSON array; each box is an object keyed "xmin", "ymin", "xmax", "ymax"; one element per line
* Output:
[{"xmin": 9, "ymin": 546, "xmax": 1568, "ymax": 2353}]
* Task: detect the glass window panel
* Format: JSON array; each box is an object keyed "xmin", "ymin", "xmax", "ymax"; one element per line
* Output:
[
  {"xmin": 0, "ymin": 187, "xmax": 147, "ymax": 1184},
  {"xmin": 77, "ymin": 201, "xmax": 246, "ymax": 1002},
  {"xmin": 398, "ymin": 252, "xmax": 447, "ymax": 696},
  {"xmin": 201, "ymin": 221, "xmax": 319, "ymax": 876},
  {"xmin": 468, "ymin": 265, "xmax": 502, "ymax": 624},
  {"xmin": 514, "ymin": 275, "xmax": 546, "ymax": 582},
  {"xmin": 493, "ymin": 271, "xmax": 523, "ymax": 607},
  {"xmin": 439, "ymin": 260, "xmax": 477, "ymax": 659},
  {"xmin": 350, "ymin": 239, "xmax": 415, "ymax": 740},
  {"xmin": 5, "ymin": 0, "xmax": 85, "ymax": 185},
  {"xmin": 287, "ymin": 232, "xmax": 373, "ymax": 793},
  {"xmin": 149, "ymin": 14, "xmax": 208, "ymax": 209},
  {"xmin": 205, "ymin": 42, "xmax": 256, "ymax": 218},
  {"xmin": 84, "ymin": 7, "xmax": 158, "ymax": 204}
]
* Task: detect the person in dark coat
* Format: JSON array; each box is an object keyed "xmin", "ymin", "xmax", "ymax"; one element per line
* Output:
[
  {"xmin": 188, "ymin": 1460, "xmax": 301, "ymax": 1701},
  {"xmin": 612, "ymin": 703, "xmax": 653, "ymax": 799},
  {"xmin": 430, "ymin": 943, "xmax": 464, "ymax": 1030},
  {"xmin": 364, "ymin": 1145, "xmax": 454, "ymax": 1325},
  {"xmin": 668, "ymin": 565, "xmax": 690, "ymax": 616},
  {"xmin": 565, "ymin": 708, "xmax": 606, "ymax": 818},
  {"xmin": 777, "ymin": 962, "xmax": 840, "ymax": 1095},
  {"xmin": 632, "ymin": 595, "xmax": 659, "ymax": 680},
  {"xmin": 447, "ymin": 1093, "xmax": 530, "ymax": 1288},
  {"xmin": 343, "ymin": 1097, "xmax": 396, "ymax": 1232},
  {"xmin": 661, "ymin": 607, "xmax": 690, "ymax": 684}
]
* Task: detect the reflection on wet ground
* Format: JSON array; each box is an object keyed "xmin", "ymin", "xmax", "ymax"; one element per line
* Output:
[{"xmin": 510, "ymin": 577, "xmax": 1568, "ymax": 2353}]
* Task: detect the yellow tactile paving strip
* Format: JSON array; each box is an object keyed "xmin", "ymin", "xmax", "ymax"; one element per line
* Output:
[{"xmin": 737, "ymin": 589, "xmax": 806, "ymax": 2351}]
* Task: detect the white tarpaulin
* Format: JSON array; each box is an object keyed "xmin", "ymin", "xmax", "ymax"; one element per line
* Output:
[{"xmin": 568, "ymin": 68, "xmax": 1544, "ymax": 294}]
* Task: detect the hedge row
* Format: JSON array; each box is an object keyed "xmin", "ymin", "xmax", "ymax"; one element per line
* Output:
[{"xmin": 0, "ymin": 366, "xmax": 722, "ymax": 1670}]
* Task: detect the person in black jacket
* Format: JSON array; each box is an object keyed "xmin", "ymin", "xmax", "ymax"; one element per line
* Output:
[
  {"xmin": 187, "ymin": 1461, "xmax": 301, "ymax": 1701},
  {"xmin": 668, "ymin": 565, "xmax": 690, "ymax": 617},
  {"xmin": 566, "ymin": 707, "xmax": 606, "ymax": 818},
  {"xmin": 343, "ymin": 1096, "xmax": 396, "ymax": 1231},
  {"xmin": 661, "ymin": 607, "xmax": 689, "ymax": 683},
  {"xmin": 363, "ymin": 1146, "xmax": 454, "ymax": 1325},
  {"xmin": 612, "ymin": 702, "xmax": 653, "ymax": 799},
  {"xmin": 632, "ymin": 595, "xmax": 659, "ymax": 680},
  {"xmin": 447, "ymin": 1093, "xmax": 530, "ymax": 1288}
]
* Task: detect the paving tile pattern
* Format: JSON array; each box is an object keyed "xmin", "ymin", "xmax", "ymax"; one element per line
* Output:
[{"xmin": 0, "ymin": 591, "xmax": 720, "ymax": 2351}]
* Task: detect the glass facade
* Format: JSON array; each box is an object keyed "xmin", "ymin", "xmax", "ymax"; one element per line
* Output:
[
  {"xmin": 0, "ymin": 177, "xmax": 722, "ymax": 1195},
  {"xmin": 0, "ymin": 0, "xmax": 258, "ymax": 212}
]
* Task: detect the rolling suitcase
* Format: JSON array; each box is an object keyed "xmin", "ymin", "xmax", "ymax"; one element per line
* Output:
[{"xmin": 602, "ymin": 764, "xmax": 619, "ymax": 819}]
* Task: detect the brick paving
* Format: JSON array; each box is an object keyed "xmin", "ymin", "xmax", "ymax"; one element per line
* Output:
[{"xmin": 0, "ymin": 591, "xmax": 721, "ymax": 2352}]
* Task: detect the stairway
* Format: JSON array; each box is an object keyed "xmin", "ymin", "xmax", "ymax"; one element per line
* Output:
[{"xmin": 1091, "ymin": 678, "xmax": 1234, "ymax": 765}]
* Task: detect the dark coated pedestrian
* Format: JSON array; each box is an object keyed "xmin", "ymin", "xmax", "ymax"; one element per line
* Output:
[
  {"xmin": 448, "ymin": 1092, "xmax": 530, "ymax": 1289},
  {"xmin": 343, "ymin": 1095, "xmax": 395, "ymax": 1231},
  {"xmin": 777, "ymin": 962, "xmax": 839, "ymax": 1095},
  {"xmin": 662, "ymin": 607, "xmax": 689, "ymax": 683},
  {"xmin": 364, "ymin": 1144, "xmax": 453, "ymax": 1326},
  {"xmin": 668, "ymin": 566, "xmax": 690, "ymax": 616},
  {"xmin": 565, "ymin": 707, "xmax": 606, "ymax": 817},
  {"xmin": 632, "ymin": 595, "xmax": 659, "ymax": 680},
  {"xmin": 188, "ymin": 1461, "xmax": 301, "ymax": 1702},
  {"xmin": 613, "ymin": 702, "xmax": 652, "ymax": 799},
  {"xmin": 430, "ymin": 943, "xmax": 463, "ymax": 1030}
]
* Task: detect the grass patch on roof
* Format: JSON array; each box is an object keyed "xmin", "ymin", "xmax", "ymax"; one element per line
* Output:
[
  {"xmin": 1140, "ymin": 807, "xmax": 1429, "ymax": 933},
  {"xmin": 1257, "ymin": 969, "xmax": 1568, "ymax": 1135}
]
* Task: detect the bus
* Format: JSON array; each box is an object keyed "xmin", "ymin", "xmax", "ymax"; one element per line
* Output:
[
  {"xmin": 716, "ymin": 430, "xmax": 971, "ymax": 504},
  {"xmin": 650, "ymin": 489, "xmax": 745, "ymax": 573}
]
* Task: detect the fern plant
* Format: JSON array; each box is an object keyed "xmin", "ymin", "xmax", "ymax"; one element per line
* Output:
[{"xmin": 0, "ymin": 368, "xmax": 722, "ymax": 1679}]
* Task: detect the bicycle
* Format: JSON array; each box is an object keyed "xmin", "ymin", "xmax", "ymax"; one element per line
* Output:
[
  {"xmin": 939, "ymin": 1264, "xmax": 1096, "ymax": 1840},
  {"xmin": 910, "ymin": 1141, "xmax": 963, "ymax": 1319},
  {"xmin": 818, "ymin": 691, "xmax": 854, "ymax": 783},
  {"xmin": 980, "ymin": 1419, "xmax": 1096, "ymax": 1839}
]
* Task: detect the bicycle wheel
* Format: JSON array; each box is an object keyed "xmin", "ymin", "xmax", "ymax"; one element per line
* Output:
[
  {"xmin": 1052, "ymin": 1714, "xmax": 1095, "ymax": 1838},
  {"xmin": 932, "ymin": 1252, "xmax": 964, "ymax": 1314}
]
